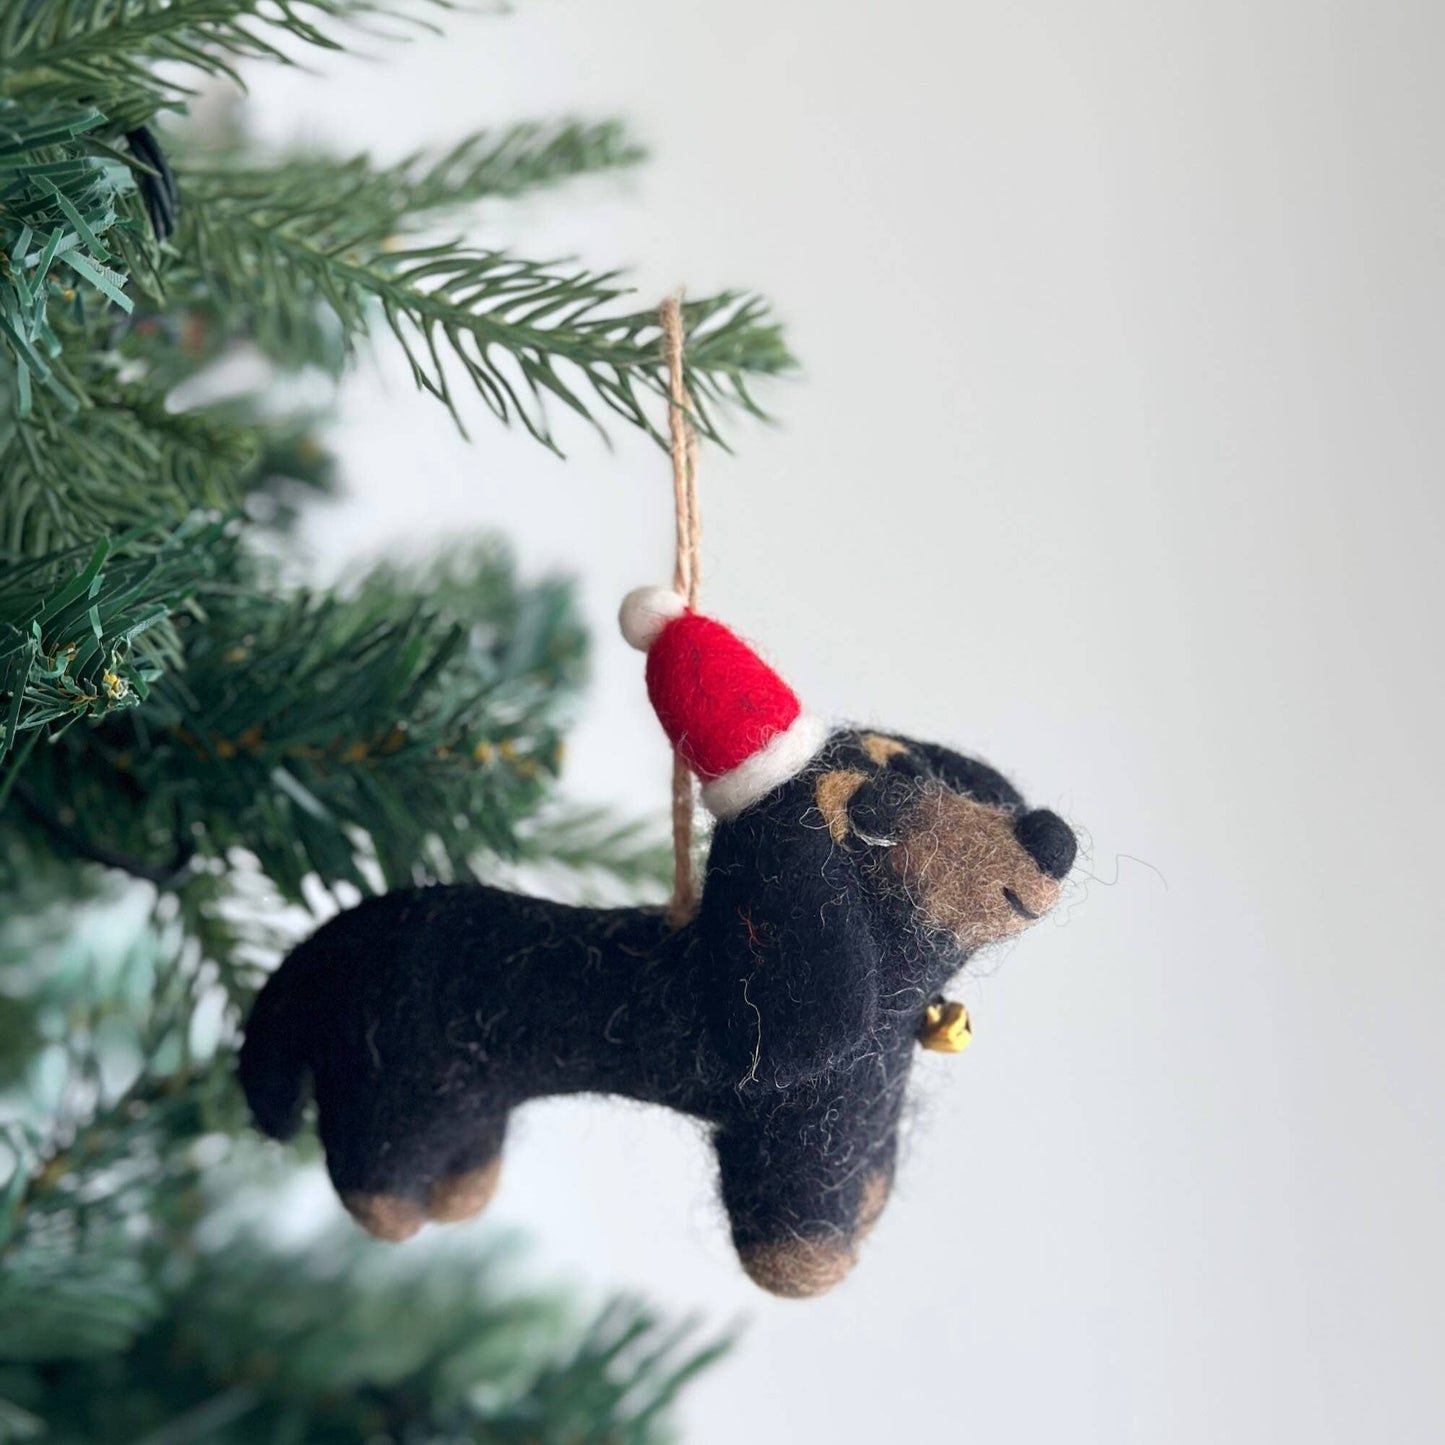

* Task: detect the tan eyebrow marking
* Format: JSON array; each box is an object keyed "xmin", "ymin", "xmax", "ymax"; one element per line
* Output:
[
  {"xmin": 815, "ymin": 769, "xmax": 869, "ymax": 843},
  {"xmin": 861, "ymin": 734, "xmax": 910, "ymax": 767}
]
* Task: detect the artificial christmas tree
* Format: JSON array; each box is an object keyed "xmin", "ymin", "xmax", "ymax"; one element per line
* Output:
[{"xmin": 0, "ymin": 2, "xmax": 788, "ymax": 1438}]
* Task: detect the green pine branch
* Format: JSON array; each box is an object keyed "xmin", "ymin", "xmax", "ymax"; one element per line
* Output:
[
  {"xmin": 222, "ymin": 403, "xmax": 342, "ymax": 529},
  {"xmin": 0, "ymin": 888, "xmax": 235, "ymax": 1362},
  {"xmin": 178, "ymin": 167, "xmax": 795, "ymax": 443},
  {"xmin": 0, "ymin": 517, "xmax": 233, "ymax": 773},
  {"xmin": 0, "ymin": 376, "xmax": 262, "ymax": 553},
  {"xmin": 1, "ymin": 1222, "xmax": 722, "ymax": 1442},
  {"xmin": 154, "ymin": 120, "xmax": 653, "ymax": 388},
  {"xmin": 9, "ymin": 542, "xmax": 591, "ymax": 898},
  {"xmin": 403, "ymin": 116, "xmax": 648, "ymax": 201},
  {"xmin": 201, "ymin": 119, "xmax": 648, "ymax": 221},
  {"xmin": 0, "ymin": 0, "xmax": 441, "ymax": 110},
  {"xmin": 0, "ymin": 1064, "xmax": 231, "ymax": 1361},
  {"xmin": 0, "ymin": 98, "xmax": 144, "ymax": 414}
]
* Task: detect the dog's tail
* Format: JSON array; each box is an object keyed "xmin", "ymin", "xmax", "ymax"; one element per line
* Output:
[{"xmin": 238, "ymin": 931, "xmax": 333, "ymax": 1140}]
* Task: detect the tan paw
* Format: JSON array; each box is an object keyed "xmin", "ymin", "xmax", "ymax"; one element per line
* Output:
[
  {"xmin": 739, "ymin": 1235, "xmax": 859, "ymax": 1298},
  {"xmin": 426, "ymin": 1159, "xmax": 502, "ymax": 1223},
  {"xmin": 855, "ymin": 1170, "xmax": 893, "ymax": 1240},
  {"xmin": 341, "ymin": 1191, "xmax": 425, "ymax": 1242}
]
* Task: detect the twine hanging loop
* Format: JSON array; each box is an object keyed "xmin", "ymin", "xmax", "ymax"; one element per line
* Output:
[{"xmin": 660, "ymin": 294, "xmax": 702, "ymax": 925}]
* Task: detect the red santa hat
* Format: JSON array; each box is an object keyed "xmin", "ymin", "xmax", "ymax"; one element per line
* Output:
[{"xmin": 618, "ymin": 586, "xmax": 828, "ymax": 819}]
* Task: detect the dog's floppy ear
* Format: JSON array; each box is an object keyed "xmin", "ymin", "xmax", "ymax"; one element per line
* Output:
[{"xmin": 698, "ymin": 781, "xmax": 882, "ymax": 1088}]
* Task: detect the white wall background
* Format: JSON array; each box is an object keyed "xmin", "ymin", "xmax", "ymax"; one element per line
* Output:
[{"xmin": 245, "ymin": 3, "xmax": 1443, "ymax": 1441}]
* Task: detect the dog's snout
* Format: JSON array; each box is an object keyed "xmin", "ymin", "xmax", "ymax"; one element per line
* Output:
[{"xmin": 1015, "ymin": 809, "xmax": 1076, "ymax": 879}]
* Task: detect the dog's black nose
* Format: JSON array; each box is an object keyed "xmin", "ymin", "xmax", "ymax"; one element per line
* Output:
[{"xmin": 1015, "ymin": 809, "xmax": 1076, "ymax": 879}]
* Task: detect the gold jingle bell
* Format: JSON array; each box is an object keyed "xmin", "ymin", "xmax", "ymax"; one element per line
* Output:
[{"xmin": 918, "ymin": 999, "xmax": 973, "ymax": 1053}]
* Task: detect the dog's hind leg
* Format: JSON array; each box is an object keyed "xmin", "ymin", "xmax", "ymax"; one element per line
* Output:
[
  {"xmin": 314, "ymin": 1070, "xmax": 511, "ymax": 1241},
  {"xmin": 422, "ymin": 1109, "xmax": 509, "ymax": 1225}
]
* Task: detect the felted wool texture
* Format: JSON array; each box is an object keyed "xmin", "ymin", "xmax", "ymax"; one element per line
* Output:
[
  {"xmin": 618, "ymin": 585, "xmax": 687, "ymax": 651},
  {"xmin": 644, "ymin": 611, "xmax": 803, "ymax": 781},
  {"xmin": 698, "ymin": 712, "xmax": 829, "ymax": 820},
  {"xmin": 239, "ymin": 728, "xmax": 1078, "ymax": 1298},
  {"xmin": 889, "ymin": 788, "xmax": 1064, "ymax": 951},
  {"xmin": 625, "ymin": 590, "xmax": 828, "ymax": 818}
]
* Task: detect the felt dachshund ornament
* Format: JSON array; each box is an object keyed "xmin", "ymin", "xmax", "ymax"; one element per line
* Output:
[{"xmin": 240, "ymin": 587, "xmax": 1077, "ymax": 1298}]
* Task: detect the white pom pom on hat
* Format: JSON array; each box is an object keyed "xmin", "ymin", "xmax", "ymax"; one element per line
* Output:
[{"xmin": 618, "ymin": 585, "xmax": 688, "ymax": 652}]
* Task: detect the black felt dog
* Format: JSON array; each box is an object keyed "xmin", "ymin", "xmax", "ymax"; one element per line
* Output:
[{"xmin": 240, "ymin": 726, "xmax": 1076, "ymax": 1297}]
